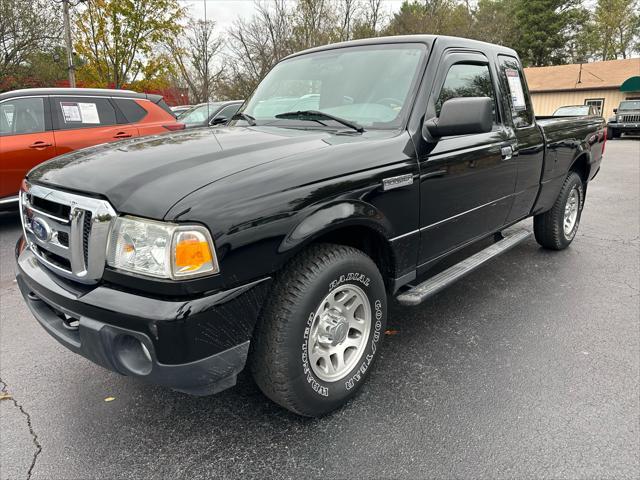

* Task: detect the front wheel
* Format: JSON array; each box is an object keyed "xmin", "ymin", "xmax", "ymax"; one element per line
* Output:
[
  {"xmin": 250, "ymin": 244, "xmax": 387, "ymax": 417},
  {"xmin": 534, "ymin": 171, "xmax": 584, "ymax": 250}
]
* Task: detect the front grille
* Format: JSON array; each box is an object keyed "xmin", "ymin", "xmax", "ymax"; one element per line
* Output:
[
  {"xmin": 83, "ymin": 212, "xmax": 92, "ymax": 265},
  {"xmin": 57, "ymin": 231, "xmax": 69, "ymax": 247},
  {"xmin": 36, "ymin": 246, "xmax": 72, "ymax": 270},
  {"xmin": 20, "ymin": 183, "xmax": 117, "ymax": 284},
  {"xmin": 28, "ymin": 195, "xmax": 71, "ymax": 220},
  {"xmin": 621, "ymin": 114, "xmax": 640, "ymax": 123}
]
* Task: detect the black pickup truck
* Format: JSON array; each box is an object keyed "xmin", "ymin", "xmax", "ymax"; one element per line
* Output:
[{"xmin": 16, "ymin": 36, "xmax": 606, "ymax": 417}]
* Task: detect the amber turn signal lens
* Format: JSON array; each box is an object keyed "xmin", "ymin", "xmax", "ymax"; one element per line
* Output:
[
  {"xmin": 175, "ymin": 238, "xmax": 212, "ymax": 270},
  {"xmin": 172, "ymin": 229, "xmax": 217, "ymax": 277}
]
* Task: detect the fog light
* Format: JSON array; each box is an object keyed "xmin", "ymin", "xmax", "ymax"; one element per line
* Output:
[{"xmin": 114, "ymin": 335, "xmax": 152, "ymax": 376}]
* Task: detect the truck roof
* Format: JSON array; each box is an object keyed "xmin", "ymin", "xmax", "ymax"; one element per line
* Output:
[{"xmin": 285, "ymin": 34, "xmax": 519, "ymax": 61}]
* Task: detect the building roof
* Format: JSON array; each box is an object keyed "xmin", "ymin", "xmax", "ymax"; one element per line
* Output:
[{"xmin": 525, "ymin": 58, "xmax": 640, "ymax": 93}]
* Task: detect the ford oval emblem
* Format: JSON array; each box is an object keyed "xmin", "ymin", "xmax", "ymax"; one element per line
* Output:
[{"xmin": 32, "ymin": 217, "xmax": 51, "ymax": 242}]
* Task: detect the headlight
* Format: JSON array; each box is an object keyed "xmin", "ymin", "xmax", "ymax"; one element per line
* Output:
[{"xmin": 106, "ymin": 216, "xmax": 218, "ymax": 279}]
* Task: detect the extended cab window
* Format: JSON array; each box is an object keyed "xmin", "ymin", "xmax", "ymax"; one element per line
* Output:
[
  {"xmin": 53, "ymin": 96, "xmax": 117, "ymax": 129},
  {"xmin": 436, "ymin": 63, "xmax": 497, "ymax": 123},
  {"xmin": 0, "ymin": 97, "xmax": 46, "ymax": 136},
  {"xmin": 498, "ymin": 55, "xmax": 534, "ymax": 128}
]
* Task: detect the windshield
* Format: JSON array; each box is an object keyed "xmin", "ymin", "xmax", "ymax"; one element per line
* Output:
[
  {"xmin": 554, "ymin": 106, "xmax": 590, "ymax": 116},
  {"xmin": 179, "ymin": 103, "xmax": 221, "ymax": 125},
  {"xmin": 240, "ymin": 44, "xmax": 427, "ymax": 130},
  {"xmin": 619, "ymin": 100, "xmax": 640, "ymax": 111}
]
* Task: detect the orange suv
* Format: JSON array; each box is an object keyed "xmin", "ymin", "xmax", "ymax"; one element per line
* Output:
[{"xmin": 0, "ymin": 88, "xmax": 184, "ymax": 207}]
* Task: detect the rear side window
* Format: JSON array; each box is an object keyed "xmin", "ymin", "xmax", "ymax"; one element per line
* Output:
[
  {"xmin": 436, "ymin": 63, "xmax": 497, "ymax": 123},
  {"xmin": 112, "ymin": 98, "xmax": 147, "ymax": 123},
  {"xmin": 0, "ymin": 97, "xmax": 46, "ymax": 136},
  {"xmin": 52, "ymin": 96, "xmax": 117, "ymax": 129},
  {"xmin": 498, "ymin": 55, "xmax": 534, "ymax": 128}
]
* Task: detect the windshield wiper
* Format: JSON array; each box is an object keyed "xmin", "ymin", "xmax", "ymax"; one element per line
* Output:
[
  {"xmin": 274, "ymin": 110, "xmax": 365, "ymax": 133},
  {"xmin": 232, "ymin": 112, "xmax": 256, "ymax": 126}
]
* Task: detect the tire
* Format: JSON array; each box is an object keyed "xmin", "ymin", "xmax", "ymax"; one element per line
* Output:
[
  {"xmin": 606, "ymin": 127, "xmax": 614, "ymax": 140},
  {"xmin": 613, "ymin": 130, "xmax": 621, "ymax": 139},
  {"xmin": 533, "ymin": 171, "xmax": 584, "ymax": 250},
  {"xmin": 250, "ymin": 243, "xmax": 387, "ymax": 417}
]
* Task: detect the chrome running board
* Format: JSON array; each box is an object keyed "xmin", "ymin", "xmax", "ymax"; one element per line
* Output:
[{"xmin": 396, "ymin": 229, "xmax": 531, "ymax": 306}]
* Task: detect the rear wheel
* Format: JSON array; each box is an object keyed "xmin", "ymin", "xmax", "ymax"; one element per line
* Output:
[
  {"xmin": 534, "ymin": 171, "xmax": 584, "ymax": 250},
  {"xmin": 250, "ymin": 244, "xmax": 387, "ymax": 417}
]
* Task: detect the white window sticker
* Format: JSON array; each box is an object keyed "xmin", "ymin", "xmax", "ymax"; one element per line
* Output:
[
  {"xmin": 78, "ymin": 102, "xmax": 100, "ymax": 124},
  {"xmin": 60, "ymin": 101, "xmax": 100, "ymax": 124},
  {"xmin": 61, "ymin": 102, "xmax": 82, "ymax": 122},
  {"xmin": 505, "ymin": 69, "xmax": 526, "ymax": 110}
]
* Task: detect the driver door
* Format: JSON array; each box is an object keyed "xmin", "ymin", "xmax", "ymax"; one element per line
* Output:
[{"xmin": 416, "ymin": 51, "xmax": 518, "ymax": 271}]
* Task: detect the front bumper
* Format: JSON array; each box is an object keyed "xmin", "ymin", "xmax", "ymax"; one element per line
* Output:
[
  {"xmin": 608, "ymin": 123, "xmax": 640, "ymax": 132},
  {"xmin": 16, "ymin": 238, "xmax": 272, "ymax": 395}
]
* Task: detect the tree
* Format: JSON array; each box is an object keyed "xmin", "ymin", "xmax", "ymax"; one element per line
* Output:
[
  {"xmin": 0, "ymin": 0, "xmax": 63, "ymax": 79},
  {"xmin": 219, "ymin": 0, "xmax": 295, "ymax": 100},
  {"xmin": 74, "ymin": 0, "xmax": 186, "ymax": 88},
  {"xmin": 470, "ymin": 0, "xmax": 518, "ymax": 47},
  {"xmin": 511, "ymin": 0, "xmax": 589, "ymax": 67},
  {"xmin": 583, "ymin": 0, "xmax": 640, "ymax": 60},
  {"xmin": 352, "ymin": 0, "xmax": 386, "ymax": 39},
  {"xmin": 385, "ymin": 0, "xmax": 473, "ymax": 37},
  {"xmin": 168, "ymin": 19, "xmax": 224, "ymax": 103}
]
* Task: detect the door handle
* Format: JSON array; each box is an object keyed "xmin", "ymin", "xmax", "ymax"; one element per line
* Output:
[
  {"xmin": 29, "ymin": 141, "xmax": 52, "ymax": 149},
  {"xmin": 501, "ymin": 145, "xmax": 513, "ymax": 161},
  {"xmin": 113, "ymin": 132, "xmax": 132, "ymax": 139}
]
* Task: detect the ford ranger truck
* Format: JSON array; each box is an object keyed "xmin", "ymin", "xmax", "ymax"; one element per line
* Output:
[{"xmin": 15, "ymin": 36, "xmax": 606, "ymax": 417}]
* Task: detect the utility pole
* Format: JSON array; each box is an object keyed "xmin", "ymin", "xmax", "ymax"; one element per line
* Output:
[{"xmin": 62, "ymin": 0, "xmax": 76, "ymax": 87}]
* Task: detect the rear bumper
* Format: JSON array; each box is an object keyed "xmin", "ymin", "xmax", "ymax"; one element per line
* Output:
[{"xmin": 16, "ymin": 238, "xmax": 271, "ymax": 395}]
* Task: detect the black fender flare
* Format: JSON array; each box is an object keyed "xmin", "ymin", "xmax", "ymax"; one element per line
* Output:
[{"xmin": 278, "ymin": 199, "xmax": 394, "ymax": 255}]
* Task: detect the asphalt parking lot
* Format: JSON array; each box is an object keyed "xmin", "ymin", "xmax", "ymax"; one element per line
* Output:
[{"xmin": 1, "ymin": 139, "xmax": 638, "ymax": 480}]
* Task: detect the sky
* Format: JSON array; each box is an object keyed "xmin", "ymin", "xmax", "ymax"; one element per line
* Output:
[{"xmin": 181, "ymin": 0, "xmax": 406, "ymax": 33}]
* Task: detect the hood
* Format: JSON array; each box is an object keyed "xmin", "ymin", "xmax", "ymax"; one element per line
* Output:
[{"xmin": 28, "ymin": 127, "xmax": 333, "ymax": 219}]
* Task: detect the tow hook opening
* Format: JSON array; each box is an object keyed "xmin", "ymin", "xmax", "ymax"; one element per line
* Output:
[{"xmin": 114, "ymin": 335, "xmax": 153, "ymax": 376}]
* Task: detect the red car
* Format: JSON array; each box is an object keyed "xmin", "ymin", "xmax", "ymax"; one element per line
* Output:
[{"xmin": 0, "ymin": 88, "xmax": 184, "ymax": 208}]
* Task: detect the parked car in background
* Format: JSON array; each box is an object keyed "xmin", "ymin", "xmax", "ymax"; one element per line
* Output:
[
  {"xmin": 171, "ymin": 105, "xmax": 192, "ymax": 116},
  {"xmin": 178, "ymin": 101, "xmax": 243, "ymax": 128},
  {"xmin": 607, "ymin": 100, "xmax": 640, "ymax": 139},
  {"xmin": 553, "ymin": 105, "xmax": 600, "ymax": 116},
  {"xmin": 0, "ymin": 88, "xmax": 184, "ymax": 208}
]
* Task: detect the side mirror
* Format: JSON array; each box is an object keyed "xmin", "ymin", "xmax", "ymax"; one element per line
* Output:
[
  {"xmin": 423, "ymin": 97, "xmax": 493, "ymax": 140},
  {"xmin": 613, "ymin": 108, "xmax": 618, "ymax": 114},
  {"xmin": 210, "ymin": 116, "xmax": 228, "ymax": 126}
]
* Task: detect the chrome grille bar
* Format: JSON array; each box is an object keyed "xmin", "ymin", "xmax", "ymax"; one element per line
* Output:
[
  {"xmin": 20, "ymin": 182, "xmax": 117, "ymax": 284},
  {"xmin": 621, "ymin": 114, "xmax": 640, "ymax": 123}
]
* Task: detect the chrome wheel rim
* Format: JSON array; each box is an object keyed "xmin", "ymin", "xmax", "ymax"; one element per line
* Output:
[
  {"xmin": 564, "ymin": 186, "xmax": 580, "ymax": 237},
  {"xmin": 307, "ymin": 284, "xmax": 371, "ymax": 382}
]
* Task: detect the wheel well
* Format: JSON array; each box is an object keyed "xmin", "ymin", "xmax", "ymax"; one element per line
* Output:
[
  {"xmin": 308, "ymin": 226, "xmax": 396, "ymax": 291},
  {"xmin": 570, "ymin": 153, "xmax": 590, "ymax": 185}
]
